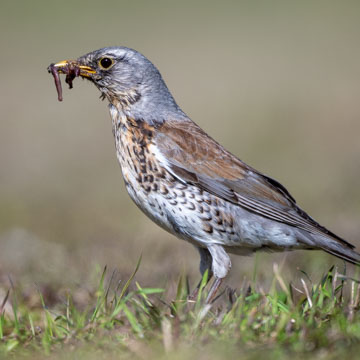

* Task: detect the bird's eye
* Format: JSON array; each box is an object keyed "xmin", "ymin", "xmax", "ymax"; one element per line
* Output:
[{"xmin": 99, "ymin": 57, "xmax": 114, "ymax": 70}]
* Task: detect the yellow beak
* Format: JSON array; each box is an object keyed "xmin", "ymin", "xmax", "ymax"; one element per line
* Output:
[{"xmin": 53, "ymin": 60, "xmax": 96, "ymax": 78}]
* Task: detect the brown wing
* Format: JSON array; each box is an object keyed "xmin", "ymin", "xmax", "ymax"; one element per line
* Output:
[{"xmin": 154, "ymin": 119, "xmax": 353, "ymax": 247}]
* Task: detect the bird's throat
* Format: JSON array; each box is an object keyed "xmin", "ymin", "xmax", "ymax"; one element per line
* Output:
[{"xmin": 106, "ymin": 88, "xmax": 141, "ymax": 111}]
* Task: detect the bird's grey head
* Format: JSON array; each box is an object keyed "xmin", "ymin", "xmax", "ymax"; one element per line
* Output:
[{"xmin": 77, "ymin": 46, "xmax": 185, "ymax": 124}]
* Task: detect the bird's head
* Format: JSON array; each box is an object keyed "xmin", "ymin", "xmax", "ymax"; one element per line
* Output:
[
  {"xmin": 51, "ymin": 46, "xmax": 184, "ymax": 123},
  {"xmin": 76, "ymin": 47, "xmax": 151, "ymax": 104}
]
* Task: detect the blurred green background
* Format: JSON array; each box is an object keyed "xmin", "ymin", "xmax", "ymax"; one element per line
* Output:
[{"xmin": 0, "ymin": 0, "xmax": 359, "ymax": 291}]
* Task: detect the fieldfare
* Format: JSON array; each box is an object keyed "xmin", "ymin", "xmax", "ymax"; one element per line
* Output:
[{"xmin": 48, "ymin": 47, "xmax": 360, "ymax": 302}]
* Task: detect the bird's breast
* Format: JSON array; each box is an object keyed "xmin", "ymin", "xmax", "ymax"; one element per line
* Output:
[
  {"xmin": 110, "ymin": 112, "xmax": 157, "ymax": 191},
  {"xmin": 108, "ymin": 106, "xmax": 242, "ymax": 245},
  {"xmin": 110, "ymin": 110, "xmax": 183, "ymax": 235}
]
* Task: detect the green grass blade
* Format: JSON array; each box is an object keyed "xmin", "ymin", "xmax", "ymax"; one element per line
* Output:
[{"xmin": 118, "ymin": 255, "xmax": 142, "ymax": 301}]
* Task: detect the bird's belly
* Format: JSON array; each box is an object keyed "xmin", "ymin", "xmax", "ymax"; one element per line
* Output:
[
  {"xmin": 227, "ymin": 208, "xmax": 302, "ymax": 252},
  {"xmin": 122, "ymin": 172, "xmax": 208, "ymax": 245}
]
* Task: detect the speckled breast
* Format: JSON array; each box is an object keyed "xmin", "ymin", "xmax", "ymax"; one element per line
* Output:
[{"xmin": 109, "ymin": 106, "xmax": 240, "ymax": 248}]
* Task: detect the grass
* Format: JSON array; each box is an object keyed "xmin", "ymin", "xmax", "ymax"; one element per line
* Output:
[{"xmin": 1, "ymin": 259, "xmax": 360, "ymax": 360}]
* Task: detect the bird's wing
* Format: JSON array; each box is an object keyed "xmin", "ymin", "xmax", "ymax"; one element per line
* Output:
[{"xmin": 154, "ymin": 119, "xmax": 353, "ymax": 248}]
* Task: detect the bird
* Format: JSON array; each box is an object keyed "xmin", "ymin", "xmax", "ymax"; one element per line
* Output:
[{"xmin": 48, "ymin": 46, "xmax": 360, "ymax": 302}]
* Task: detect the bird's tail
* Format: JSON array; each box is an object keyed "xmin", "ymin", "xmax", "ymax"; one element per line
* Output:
[
  {"xmin": 323, "ymin": 246, "xmax": 360, "ymax": 266},
  {"xmin": 314, "ymin": 235, "xmax": 360, "ymax": 266}
]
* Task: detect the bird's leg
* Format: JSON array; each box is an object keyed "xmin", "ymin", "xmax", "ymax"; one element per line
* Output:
[
  {"xmin": 205, "ymin": 277, "xmax": 223, "ymax": 304},
  {"xmin": 189, "ymin": 247, "xmax": 213, "ymax": 300},
  {"xmin": 205, "ymin": 244, "xmax": 231, "ymax": 304}
]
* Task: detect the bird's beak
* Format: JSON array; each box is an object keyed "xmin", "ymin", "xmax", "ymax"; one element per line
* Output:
[{"xmin": 53, "ymin": 60, "xmax": 96, "ymax": 78}]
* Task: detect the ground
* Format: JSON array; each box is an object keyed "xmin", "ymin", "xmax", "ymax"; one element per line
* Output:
[{"xmin": 2, "ymin": 255, "xmax": 360, "ymax": 360}]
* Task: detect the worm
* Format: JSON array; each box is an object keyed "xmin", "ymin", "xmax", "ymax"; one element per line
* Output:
[
  {"xmin": 48, "ymin": 63, "xmax": 63, "ymax": 101},
  {"xmin": 47, "ymin": 62, "xmax": 81, "ymax": 102}
]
